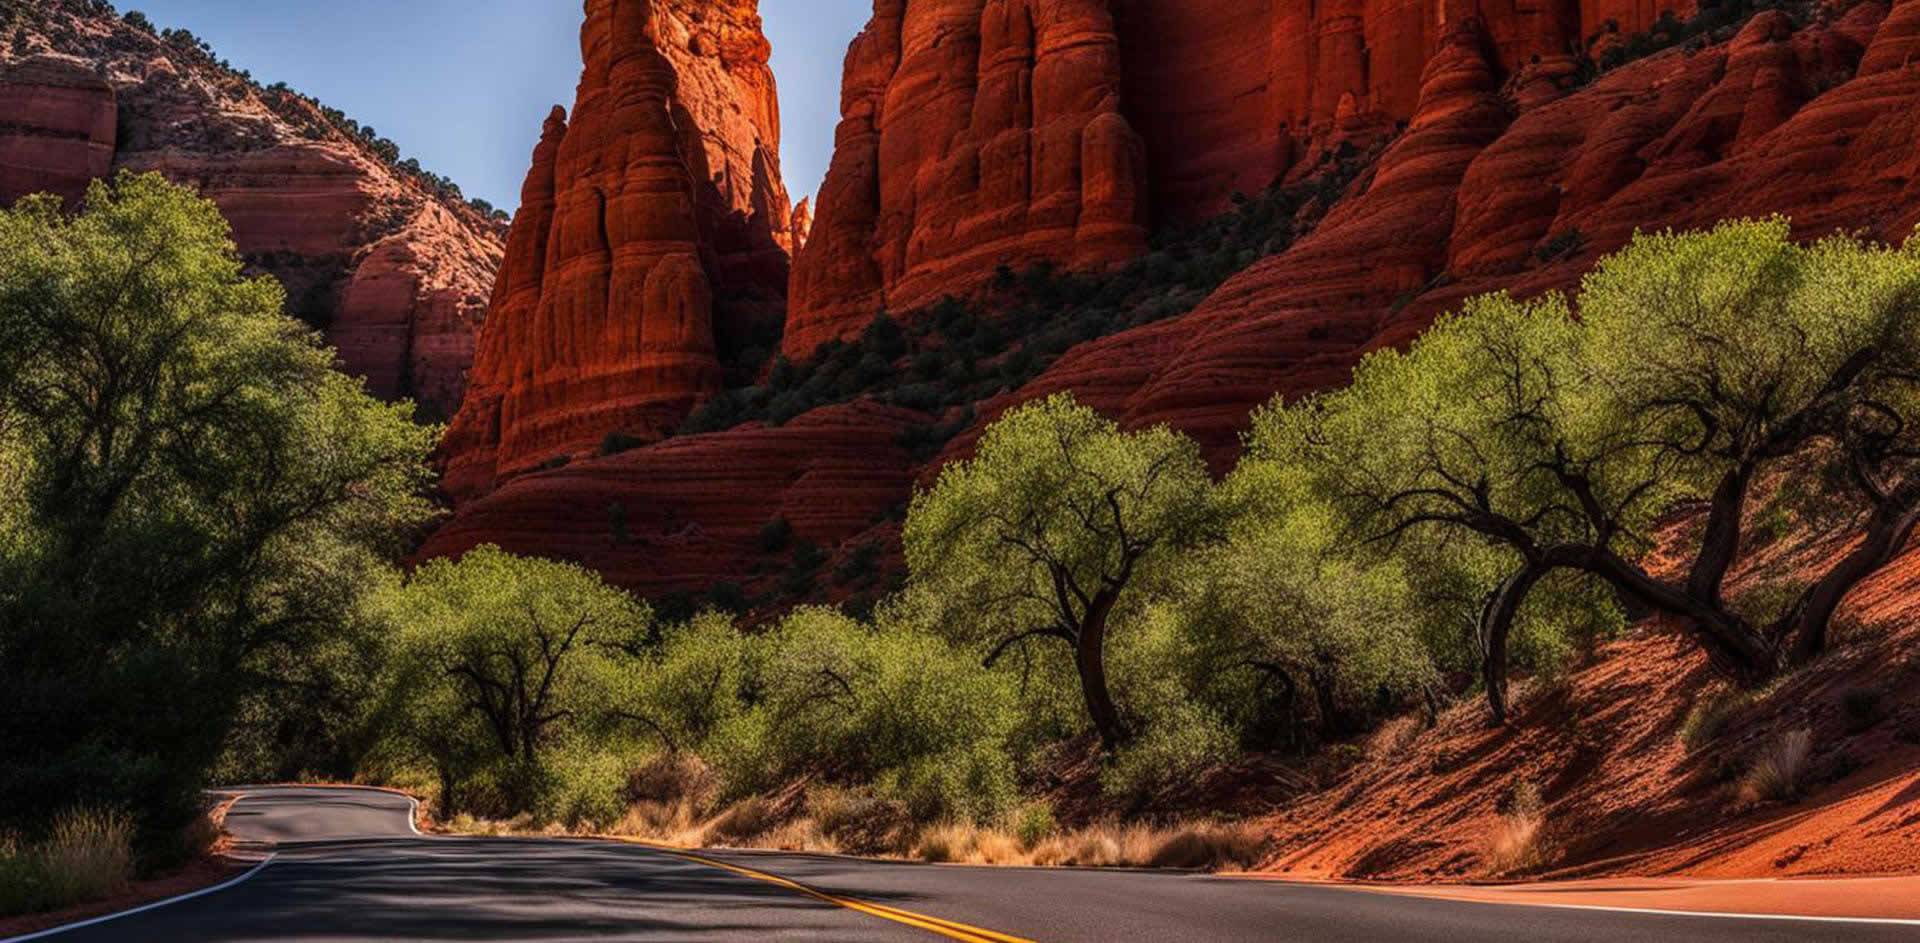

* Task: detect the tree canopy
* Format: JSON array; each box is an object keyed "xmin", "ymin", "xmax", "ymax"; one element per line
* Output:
[
  {"xmin": 1262, "ymin": 219, "xmax": 1920, "ymax": 720},
  {"xmin": 904, "ymin": 392, "xmax": 1224, "ymax": 745},
  {"xmin": 0, "ymin": 173, "xmax": 439, "ymax": 843}
]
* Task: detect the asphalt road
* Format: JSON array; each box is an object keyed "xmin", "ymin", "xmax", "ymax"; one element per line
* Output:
[{"xmin": 23, "ymin": 786, "xmax": 1920, "ymax": 942}]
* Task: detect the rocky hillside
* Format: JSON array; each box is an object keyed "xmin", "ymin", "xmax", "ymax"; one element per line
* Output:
[
  {"xmin": 426, "ymin": 0, "xmax": 1920, "ymax": 606},
  {"xmin": 0, "ymin": 0, "xmax": 505, "ymax": 421},
  {"xmin": 439, "ymin": 0, "xmax": 794, "ymax": 501}
]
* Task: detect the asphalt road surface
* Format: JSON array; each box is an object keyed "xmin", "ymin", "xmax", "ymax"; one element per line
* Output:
[{"xmin": 23, "ymin": 786, "xmax": 1919, "ymax": 942}]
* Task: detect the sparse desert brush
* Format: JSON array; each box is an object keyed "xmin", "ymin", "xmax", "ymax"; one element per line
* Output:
[
  {"xmin": 1012, "ymin": 801, "xmax": 1057, "ymax": 849},
  {"xmin": 807, "ymin": 789, "xmax": 912, "ymax": 856},
  {"xmin": 1486, "ymin": 783, "xmax": 1546, "ymax": 876},
  {"xmin": 0, "ymin": 808, "xmax": 136, "ymax": 916},
  {"xmin": 705, "ymin": 797, "xmax": 780, "ymax": 844},
  {"xmin": 611, "ymin": 799, "xmax": 700, "ymax": 842},
  {"xmin": 626, "ymin": 753, "xmax": 714, "ymax": 807},
  {"xmin": 914, "ymin": 823, "xmax": 967, "ymax": 863},
  {"xmin": 766, "ymin": 818, "xmax": 838, "ymax": 854},
  {"xmin": 1146, "ymin": 822, "xmax": 1267, "ymax": 871},
  {"xmin": 1367, "ymin": 715, "xmax": 1423, "ymax": 763},
  {"xmin": 1739, "ymin": 728, "xmax": 1813, "ymax": 805},
  {"xmin": 1680, "ymin": 686, "xmax": 1760, "ymax": 751},
  {"xmin": 964, "ymin": 829, "xmax": 1024, "ymax": 865}
]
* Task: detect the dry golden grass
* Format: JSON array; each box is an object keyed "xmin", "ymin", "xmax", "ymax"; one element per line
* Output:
[
  {"xmin": 0, "ymin": 808, "xmax": 136, "ymax": 916},
  {"xmin": 1485, "ymin": 784, "xmax": 1546, "ymax": 876},
  {"xmin": 922, "ymin": 819, "xmax": 1265, "ymax": 871},
  {"xmin": 1738, "ymin": 728, "xmax": 1813, "ymax": 805},
  {"xmin": 434, "ymin": 772, "xmax": 1267, "ymax": 874},
  {"xmin": 703, "ymin": 797, "xmax": 780, "ymax": 845}
]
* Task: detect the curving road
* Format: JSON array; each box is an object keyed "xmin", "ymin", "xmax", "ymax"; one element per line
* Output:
[{"xmin": 18, "ymin": 787, "xmax": 1920, "ymax": 942}]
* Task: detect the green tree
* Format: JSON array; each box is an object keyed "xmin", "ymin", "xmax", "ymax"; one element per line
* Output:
[
  {"xmin": 1268, "ymin": 220, "xmax": 1920, "ymax": 721},
  {"xmin": 0, "ymin": 173, "xmax": 438, "ymax": 844},
  {"xmin": 903, "ymin": 393, "xmax": 1224, "ymax": 747},
  {"xmin": 374, "ymin": 546, "xmax": 653, "ymax": 816}
]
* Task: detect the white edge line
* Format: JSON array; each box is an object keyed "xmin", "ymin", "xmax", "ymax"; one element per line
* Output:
[
  {"xmin": 406, "ymin": 796, "xmax": 423, "ymax": 836},
  {"xmin": 0, "ymin": 853, "xmax": 277, "ymax": 943},
  {"xmin": 1477, "ymin": 898, "xmax": 1920, "ymax": 927},
  {"xmin": 1334, "ymin": 884, "xmax": 1920, "ymax": 928}
]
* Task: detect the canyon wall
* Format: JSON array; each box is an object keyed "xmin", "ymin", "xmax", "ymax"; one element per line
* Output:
[
  {"xmin": 439, "ymin": 0, "xmax": 792, "ymax": 500},
  {"xmin": 785, "ymin": 0, "xmax": 1699, "ymax": 358},
  {"xmin": 427, "ymin": 0, "xmax": 1920, "ymax": 602},
  {"xmin": 0, "ymin": 2, "xmax": 505, "ymax": 421},
  {"xmin": 1017, "ymin": 0, "xmax": 1920, "ymax": 460}
]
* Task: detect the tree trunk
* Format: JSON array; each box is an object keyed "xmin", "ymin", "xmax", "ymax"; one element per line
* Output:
[
  {"xmin": 1689, "ymin": 465, "xmax": 1753, "ymax": 609},
  {"xmin": 1481, "ymin": 564, "xmax": 1548, "ymax": 726},
  {"xmin": 1576, "ymin": 547, "xmax": 1779, "ymax": 685},
  {"xmin": 1786, "ymin": 486, "xmax": 1920, "ymax": 664},
  {"xmin": 1077, "ymin": 591, "xmax": 1127, "ymax": 748}
]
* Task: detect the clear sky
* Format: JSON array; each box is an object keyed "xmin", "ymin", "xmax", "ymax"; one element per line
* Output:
[{"xmin": 123, "ymin": 1, "xmax": 870, "ymax": 212}]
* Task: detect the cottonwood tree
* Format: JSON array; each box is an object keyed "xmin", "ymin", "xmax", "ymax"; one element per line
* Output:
[
  {"xmin": 378, "ymin": 546, "xmax": 652, "ymax": 814},
  {"xmin": 1270, "ymin": 220, "xmax": 1920, "ymax": 722},
  {"xmin": 903, "ymin": 393, "xmax": 1224, "ymax": 747},
  {"xmin": 0, "ymin": 174, "xmax": 438, "ymax": 840}
]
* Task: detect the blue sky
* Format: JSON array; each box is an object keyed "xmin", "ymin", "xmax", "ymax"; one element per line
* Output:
[{"xmin": 123, "ymin": 1, "xmax": 870, "ymax": 211}]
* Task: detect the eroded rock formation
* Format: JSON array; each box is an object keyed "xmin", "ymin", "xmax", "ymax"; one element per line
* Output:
[
  {"xmin": 786, "ymin": 0, "xmax": 1704, "ymax": 358},
  {"xmin": 1019, "ymin": 0, "xmax": 1920, "ymax": 460},
  {"xmin": 784, "ymin": 0, "xmax": 1151, "ymax": 357},
  {"xmin": 429, "ymin": 0, "xmax": 1920, "ymax": 603},
  {"xmin": 440, "ymin": 0, "xmax": 792, "ymax": 500},
  {"xmin": 0, "ymin": 2, "xmax": 504, "ymax": 421}
]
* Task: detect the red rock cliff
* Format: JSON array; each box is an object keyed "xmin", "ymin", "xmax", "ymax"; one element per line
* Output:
[
  {"xmin": 785, "ymin": 0, "xmax": 1701, "ymax": 358},
  {"xmin": 0, "ymin": 1, "xmax": 505, "ymax": 422},
  {"xmin": 1021, "ymin": 0, "xmax": 1920, "ymax": 460},
  {"xmin": 440, "ymin": 0, "xmax": 791, "ymax": 501},
  {"xmin": 429, "ymin": 0, "xmax": 1920, "ymax": 605}
]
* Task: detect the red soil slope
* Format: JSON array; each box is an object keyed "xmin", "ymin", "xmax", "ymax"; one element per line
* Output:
[{"xmin": 1259, "ymin": 521, "xmax": 1920, "ymax": 881}]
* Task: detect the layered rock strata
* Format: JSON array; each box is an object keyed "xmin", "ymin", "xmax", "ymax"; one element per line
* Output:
[{"xmin": 440, "ymin": 0, "xmax": 793, "ymax": 500}]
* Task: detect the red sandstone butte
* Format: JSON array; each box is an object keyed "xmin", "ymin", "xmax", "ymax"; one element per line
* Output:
[
  {"xmin": 440, "ymin": 0, "xmax": 793, "ymax": 501},
  {"xmin": 0, "ymin": 3, "xmax": 504, "ymax": 421}
]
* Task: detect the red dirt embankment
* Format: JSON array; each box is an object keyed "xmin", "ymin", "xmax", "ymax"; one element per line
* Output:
[{"xmin": 1257, "ymin": 521, "xmax": 1920, "ymax": 886}]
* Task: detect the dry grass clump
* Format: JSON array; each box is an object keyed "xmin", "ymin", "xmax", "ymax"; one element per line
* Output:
[
  {"xmin": 704, "ymin": 797, "xmax": 781, "ymax": 845},
  {"xmin": 0, "ymin": 808, "xmax": 136, "ymax": 916},
  {"xmin": 808, "ymin": 789, "xmax": 914, "ymax": 856},
  {"xmin": 1738, "ymin": 728, "xmax": 1813, "ymax": 805},
  {"xmin": 1485, "ymin": 783, "xmax": 1546, "ymax": 876},
  {"xmin": 610, "ymin": 798, "xmax": 702, "ymax": 844},
  {"xmin": 1145, "ymin": 822, "xmax": 1267, "ymax": 871},
  {"xmin": 1680, "ymin": 685, "xmax": 1761, "ymax": 751},
  {"xmin": 922, "ymin": 819, "xmax": 1267, "ymax": 871},
  {"xmin": 626, "ymin": 754, "xmax": 715, "ymax": 807},
  {"xmin": 1366, "ymin": 715, "xmax": 1423, "ymax": 763}
]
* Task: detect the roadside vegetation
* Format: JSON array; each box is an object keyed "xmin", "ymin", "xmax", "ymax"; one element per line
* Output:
[
  {"xmin": 383, "ymin": 219, "xmax": 1920, "ymax": 872},
  {"xmin": 0, "ymin": 173, "xmax": 438, "ymax": 913},
  {"xmin": 5, "ymin": 169, "xmax": 1918, "ymax": 912}
]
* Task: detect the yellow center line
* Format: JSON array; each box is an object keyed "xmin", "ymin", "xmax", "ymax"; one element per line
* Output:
[{"xmin": 609, "ymin": 837, "xmax": 1038, "ymax": 943}]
